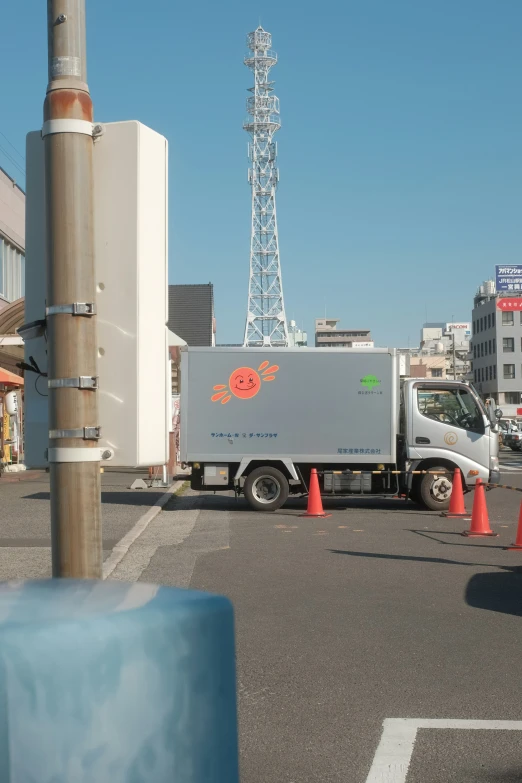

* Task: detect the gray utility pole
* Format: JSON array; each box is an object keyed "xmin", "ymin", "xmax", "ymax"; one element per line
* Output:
[
  {"xmin": 44, "ymin": 0, "xmax": 102, "ymax": 577},
  {"xmin": 452, "ymin": 332, "xmax": 457, "ymax": 380}
]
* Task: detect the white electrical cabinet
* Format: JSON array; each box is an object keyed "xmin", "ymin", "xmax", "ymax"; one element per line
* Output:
[{"xmin": 24, "ymin": 121, "xmax": 169, "ymax": 468}]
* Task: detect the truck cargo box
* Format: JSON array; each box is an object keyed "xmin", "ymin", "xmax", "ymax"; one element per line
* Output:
[{"xmin": 181, "ymin": 347, "xmax": 399, "ymax": 464}]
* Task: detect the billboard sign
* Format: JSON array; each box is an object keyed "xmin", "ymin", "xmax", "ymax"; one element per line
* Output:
[
  {"xmin": 496, "ymin": 298, "xmax": 522, "ymax": 311},
  {"xmin": 445, "ymin": 323, "xmax": 471, "ymax": 335},
  {"xmin": 495, "ymin": 265, "xmax": 522, "ymax": 292}
]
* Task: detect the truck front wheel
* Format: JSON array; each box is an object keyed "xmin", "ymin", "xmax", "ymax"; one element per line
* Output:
[
  {"xmin": 244, "ymin": 466, "xmax": 289, "ymax": 512},
  {"xmin": 419, "ymin": 466, "xmax": 453, "ymax": 511}
]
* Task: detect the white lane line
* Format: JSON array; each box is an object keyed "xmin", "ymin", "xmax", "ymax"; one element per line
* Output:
[
  {"xmin": 102, "ymin": 480, "xmax": 184, "ymax": 579},
  {"xmin": 365, "ymin": 719, "xmax": 417, "ymax": 783},
  {"xmin": 365, "ymin": 718, "xmax": 522, "ymax": 783}
]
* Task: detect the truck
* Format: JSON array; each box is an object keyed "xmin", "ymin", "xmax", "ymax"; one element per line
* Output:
[{"xmin": 180, "ymin": 347, "xmax": 500, "ymax": 512}]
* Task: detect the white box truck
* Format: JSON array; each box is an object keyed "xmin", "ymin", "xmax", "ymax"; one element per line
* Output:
[{"xmin": 180, "ymin": 347, "xmax": 500, "ymax": 512}]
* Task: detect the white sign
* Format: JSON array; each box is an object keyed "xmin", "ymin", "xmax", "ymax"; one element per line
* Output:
[{"xmin": 446, "ymin": 322, "xmax": 470, "ymax": 332}]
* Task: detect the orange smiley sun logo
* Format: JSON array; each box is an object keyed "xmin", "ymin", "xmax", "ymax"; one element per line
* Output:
[{"xmin": 211, "ymin": 361, "xmax": 279, "ymax": 404}]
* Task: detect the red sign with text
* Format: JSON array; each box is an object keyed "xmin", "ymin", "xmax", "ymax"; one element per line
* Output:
[{"xmin": 496, "ymin": 298, "xmax": 522, "ymax": 311}]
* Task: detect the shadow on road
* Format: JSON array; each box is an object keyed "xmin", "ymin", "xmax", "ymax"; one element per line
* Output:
[
  {"xmin": 465, "ymin": 568, "xmax": 522, "ymax": 618},
  {"xmin": 191, "ymin": 493, "xmax": 431, "ymax": 514},
  {"xmin": 23, "ymin": 491, "xmax": 170, "ymax": 507},
  {"xmin": 409, "ymin": 529, "xmax": 507, "ymax": 550},
  {"xmin": 328, "ymin": 549, "xmax": 483, "ymax": 567},
  {"xmin": 329, "ymin": 548, "xmax": 522, "ymax": 618}
]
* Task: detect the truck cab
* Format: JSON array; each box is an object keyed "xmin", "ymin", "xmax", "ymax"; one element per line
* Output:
[{"xmin": 402, "ymin": 379, "xmax": 500, "ymax": 508}]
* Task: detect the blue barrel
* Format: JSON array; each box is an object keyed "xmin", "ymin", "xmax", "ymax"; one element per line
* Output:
[{"xmin": 0, "ymin": 579, "xmax": 239, "ymax": 782}]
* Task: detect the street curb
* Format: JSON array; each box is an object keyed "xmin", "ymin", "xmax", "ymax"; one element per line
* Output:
[
  {"xmin": 0, "ymin": 471, "xmax": 47, "ymax": 484},
  {"xmin": 102, "ymin": 480, "xmax": 185, "ymax": 579}
]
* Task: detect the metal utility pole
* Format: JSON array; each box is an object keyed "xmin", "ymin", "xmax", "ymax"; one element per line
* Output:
[
  {"xmin": 44, "ymin": 0, "xmax": 102, "ymax": 577},
  {"xmin": 452, "ymin": 332, "xmax": 457, "ymax": 380}
]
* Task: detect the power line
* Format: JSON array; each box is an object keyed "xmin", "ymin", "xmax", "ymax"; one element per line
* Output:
[
  {"xmin": 0, "ymin": 144, "xmax": 25, "ymax": 178},
  {"xmin": 0, "ymin": 131, "xmax": 25, "ymax": 163}
]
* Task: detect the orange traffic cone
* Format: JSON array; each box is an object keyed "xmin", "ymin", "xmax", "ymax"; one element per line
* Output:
[
  {"xmin": 300, "ymin": 468, "xmax": 331, "ymax": 518},
  {"xmin": 505, "ymin": 500, "xmax": 522, "ymax": 550},
  {"xmin": 462, "ymin": 479, "xmax": 498, "ymax": 537},
  {"xmin": 441, "ymin": 468, "xmax": 469, "ymax": 518}
]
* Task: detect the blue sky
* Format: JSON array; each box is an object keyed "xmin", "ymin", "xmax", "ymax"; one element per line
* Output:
[{"xmin": 2, "ymin": 0, "xmax": 522, "ymax": 346}]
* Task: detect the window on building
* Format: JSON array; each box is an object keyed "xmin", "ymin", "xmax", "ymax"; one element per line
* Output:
[
  {"xmin": 502, "ymin": 311, "xmax": 514, "ymax": 326},
  {"xmin": 493, "ymin": 365, "xmax": 497, "ymax": 380},
  {"xmin": 505, "ymin": 392, "xmax": 521, "ymax": 404},
  {"xmin": 430, "ymin": 368, "xmax": 443, "ymax": 378},
  {"xmin": 485, "ymin": 342, "xmax": 489, "ymax": 356},
  {"xmin": 473, "ymin": 345, "xmax": 476, "ymax": 359},
  {"xmin": 488, "ymin": 314, "xmax": 492, "ymax": 328},
  {"xmin": 481, "ymin": 367, "xmax": 485, "ymax": 382},
  {"xmin": 485, "ymin": 367, "xmax": 489, "ymax": 381},
  {"xmin": 0, "ymin": 237, "xmax": 24, "ymax": 302},
  {"xmin": 489, "ymin": 339, "xmax": 493, "ymax": 354},
  {"xmin": 492, "ymin": 313, "xmax": 496, "ymax": 327},
  {"xmin": 504, "ymin": 364, "xmax": 516, "ymax": 379},
  {"xmin": 503, "ymin": 337, "xmax": 515, "ymax": 352},
  {"xmin": 480, "ymin": 343, "xmax": 484, "ymax": 357},
  {"xmin": 474, "ymin": 369, "xmax": 478, "ymax": 382}
]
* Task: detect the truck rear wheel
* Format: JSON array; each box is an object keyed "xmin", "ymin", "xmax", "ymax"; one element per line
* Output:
[
  {"xmin": 419, "ymin": 466, "xmax": 453, "ymax": 511},
  {"xmin": 244, "ymin": 466, "xmax": 289, "ymax": 513}
]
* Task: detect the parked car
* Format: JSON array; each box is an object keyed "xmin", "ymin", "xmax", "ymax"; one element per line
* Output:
[{"xmin": 500, "ymin": 419, "xmax": 522, "ymax": 451}]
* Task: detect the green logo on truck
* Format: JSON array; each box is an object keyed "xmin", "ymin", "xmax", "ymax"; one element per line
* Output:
[{"xmin": 361, "ymin": 374, "xmax": 381, "ymax": 390}]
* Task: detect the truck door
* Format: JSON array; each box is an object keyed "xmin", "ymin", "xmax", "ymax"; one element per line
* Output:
[{"xmin": 410, "ymin": 383, "xmax": 490, "ymax": 475}]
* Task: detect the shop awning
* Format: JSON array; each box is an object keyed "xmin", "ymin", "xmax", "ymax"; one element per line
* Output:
[{"xmin": 0, "ymin": 368, "xmax": 24, "ymax": 386}]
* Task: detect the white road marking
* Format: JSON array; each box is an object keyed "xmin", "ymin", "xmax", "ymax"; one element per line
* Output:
[
  {"xmin": 365, "ymin": 718, "xmax": 522, "ymax": 783},
  {"xmin": 500, "ymin": 464, "xmax": 522, "ymax": 472},
  {"xmin": 103, "ymin": 480, "xmax": 184, "ymax": 579}
]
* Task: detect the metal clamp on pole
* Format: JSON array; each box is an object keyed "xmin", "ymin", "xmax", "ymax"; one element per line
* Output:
[
  {"xmin": 49, "ymin": 426, "xmax": 101, "ymax": 440},
  {"xmin": 47, "ymin": 447, "xmax": 113, "ymax": 463},
  {"xmin": 46, "ymin": 303, "xmax": 96, "ymax": 316},
  {"xmin": 42, "ymin": 119, "xmax": 94, "ymax": 138},
  {"xmin": 48, "ymin": 376, "xmax": 98, "ymax": 390}
]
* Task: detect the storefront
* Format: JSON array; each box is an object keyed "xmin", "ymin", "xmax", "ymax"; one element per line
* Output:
[{"xmin": 0, "ymin": 369, "xmax": 24, "ymax": 472}]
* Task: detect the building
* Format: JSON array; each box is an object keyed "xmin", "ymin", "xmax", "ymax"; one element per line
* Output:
[
  {"xmin": 398, "ymin": 322, "xmax": 471, "ymax": 380},
  {"xmin": 421, "ymin": 322, "xmax": 471, "ymax": 379},
  {"xmin": 471, "ymin": 279, "xmax": 522, "ymax": 406},
  {"xmin": 0, "ymin": 165, "xmax": 25, "ymax": 469},
  {"xmin": 315, "ymin": 319, "xmax": 373, "ymax": 348},
  {"xmin": 0, "ymin": 168, "xmax": 25, "ymax": 311},
  {"xmin": 409, "ymin": 354, "xmax": 447, "ymax": 379},
  {"xmin": 287, "ymin": 320, "xmax": 307, "ymax": 348},
  {"xmin": 168, "ymin": 284, "xmax": 215, "ymax": 347}
]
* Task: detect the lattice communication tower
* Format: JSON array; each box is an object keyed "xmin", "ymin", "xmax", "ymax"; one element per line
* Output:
[{"xmin": 243, "ymin": 27, "xmax": 288, "ymax": 347}]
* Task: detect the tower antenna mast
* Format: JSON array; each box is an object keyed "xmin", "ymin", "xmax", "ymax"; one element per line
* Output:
[{"xmin": 243, "ymin": 26, "xmax": 288, "ymax": 347}]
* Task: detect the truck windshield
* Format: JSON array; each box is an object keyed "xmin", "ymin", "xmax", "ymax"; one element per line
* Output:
[{"xmin": 418, "ymin": 387, "xmax": 484, "ymax": 434}]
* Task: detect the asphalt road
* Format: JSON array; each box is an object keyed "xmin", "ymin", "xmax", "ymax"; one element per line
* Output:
[
  {"xmin": 3, "ymin": 454, "xmax": 522, "ymax": 781},
  {"xmin": 0, "ymin": 469, "xmax": 170, "ymax": 578},
  {"xmin": 115, "ymin": 449, "xmax": 522, "ymax": 783}
]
